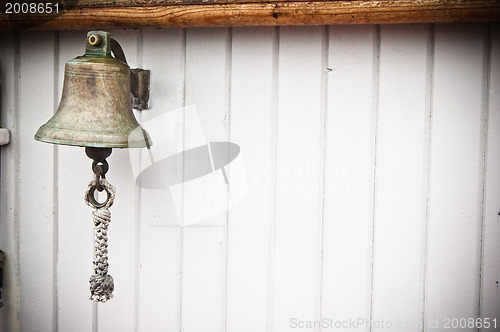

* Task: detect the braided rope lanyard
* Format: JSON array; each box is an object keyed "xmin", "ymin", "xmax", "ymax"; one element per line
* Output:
[{"xmin": 84, "ymin": 178, "xmax": 116, "ymax": 303}]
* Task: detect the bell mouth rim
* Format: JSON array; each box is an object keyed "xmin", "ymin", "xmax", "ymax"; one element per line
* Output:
[{"xmin": 35, "ymin": 129, "xmax": 152, "ymax": 149}]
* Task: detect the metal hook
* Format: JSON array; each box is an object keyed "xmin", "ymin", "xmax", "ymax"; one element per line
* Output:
[
  {"xmin": 92, "ymin": 160, "xmax": 108, "ymax": 192},
  {"xmin": 86, "ymin": 147, "xmax": 112, "ymax": 192}
]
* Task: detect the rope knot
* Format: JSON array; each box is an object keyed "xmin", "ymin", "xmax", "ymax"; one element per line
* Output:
[{"xmin": 89, "ymin": 274, "xmax": 114, "ymax": 303}]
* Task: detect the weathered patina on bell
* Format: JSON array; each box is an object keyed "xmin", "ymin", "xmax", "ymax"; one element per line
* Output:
[{"xmin": 35, "ymin": 30, "xmax": 151, "ymax": 148}]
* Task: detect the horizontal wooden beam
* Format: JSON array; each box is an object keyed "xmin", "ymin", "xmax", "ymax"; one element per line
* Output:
[{"xmin": 1, "ymin": 0, "xmax": 500, "ymax": 30}]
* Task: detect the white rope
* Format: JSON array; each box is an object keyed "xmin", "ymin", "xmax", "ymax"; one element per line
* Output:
[{"xmin": 84, "ymin": 178, "xmax": 116, "ymax": 303}]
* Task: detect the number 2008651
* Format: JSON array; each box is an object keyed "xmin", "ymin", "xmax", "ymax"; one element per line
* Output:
[
  {"xmin": 443, "ymin": 318, "xmax": 497, "ymax": 329},
  {"xmin": 5, "ymin": 3, "xmax": 59, "ymax": 14}
]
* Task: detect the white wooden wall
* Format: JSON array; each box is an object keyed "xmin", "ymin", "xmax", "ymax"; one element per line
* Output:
[{"xmin": 0, "ymin": 23, "xmax": 499, "ymax": 332}]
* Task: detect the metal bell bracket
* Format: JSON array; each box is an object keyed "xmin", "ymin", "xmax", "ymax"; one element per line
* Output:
[
  {"xmin": 108, "ymin": 35, "xmax": 150, "ymax": 111},
  {"xmin": 86, "ymin": 31, "xmax": 150, "ymax": 111}
]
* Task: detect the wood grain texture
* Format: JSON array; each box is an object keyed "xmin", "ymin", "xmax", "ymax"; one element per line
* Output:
[{"xmin": 1, "ymin": 0, "xmax": 499, "ymax": 30}]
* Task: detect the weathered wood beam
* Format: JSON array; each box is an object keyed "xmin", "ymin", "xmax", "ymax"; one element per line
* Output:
[{"xmin": 1, "ymin": 0, "xmax": 499, "ymax": 30}]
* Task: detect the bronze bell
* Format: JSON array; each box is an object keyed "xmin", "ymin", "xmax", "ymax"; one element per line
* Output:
[
  {"xmin": 35, "ymin": 30, "xmax": 152, "ymax": 148},
  {"xmin": 33, "ymin": 31, "xmax": 153, "ymax": 302}
]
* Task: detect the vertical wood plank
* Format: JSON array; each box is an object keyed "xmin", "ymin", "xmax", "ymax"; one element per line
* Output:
[
  {"xmin": 98, "ymin": 29, "xmax": 140, "ymax": 332},
  {"xmin": 181, "ymin": 27, "xmax": 230, "ymax": 332},
  {"xmin": 56, "ymin": 30, "xmax": 94, "ymax": 332},
  {"xmin": 137, "ymin": 27, "xmax": 186, "ymax": 332},
  {"xmin": 272, "ymin": 26, "xmax": 324, "ymax": 331},
  {"xmin": 18, "ymin": 31, "xmax": 56, "ymax": 332},
  {"xmin": 426, "ymin": 24, "xmax": 486, "ymax": 328},
  {"xmin": 371, "ymin": 24, "xmax": 430, "ymax": 331},
  {"xmin": 321, "ymin": 25, "xmax": 376, "ymax": 331},
  {"xmin": 225, "ymin": 27, "xmax": 274, "ymax": 332},
  {"xmin": 480, "ymin": 23, "xmax": 500, "ymax": 326},
  {"xmin": 0, "ymin": 32, "xmax": 21, "ymax": 332}
]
